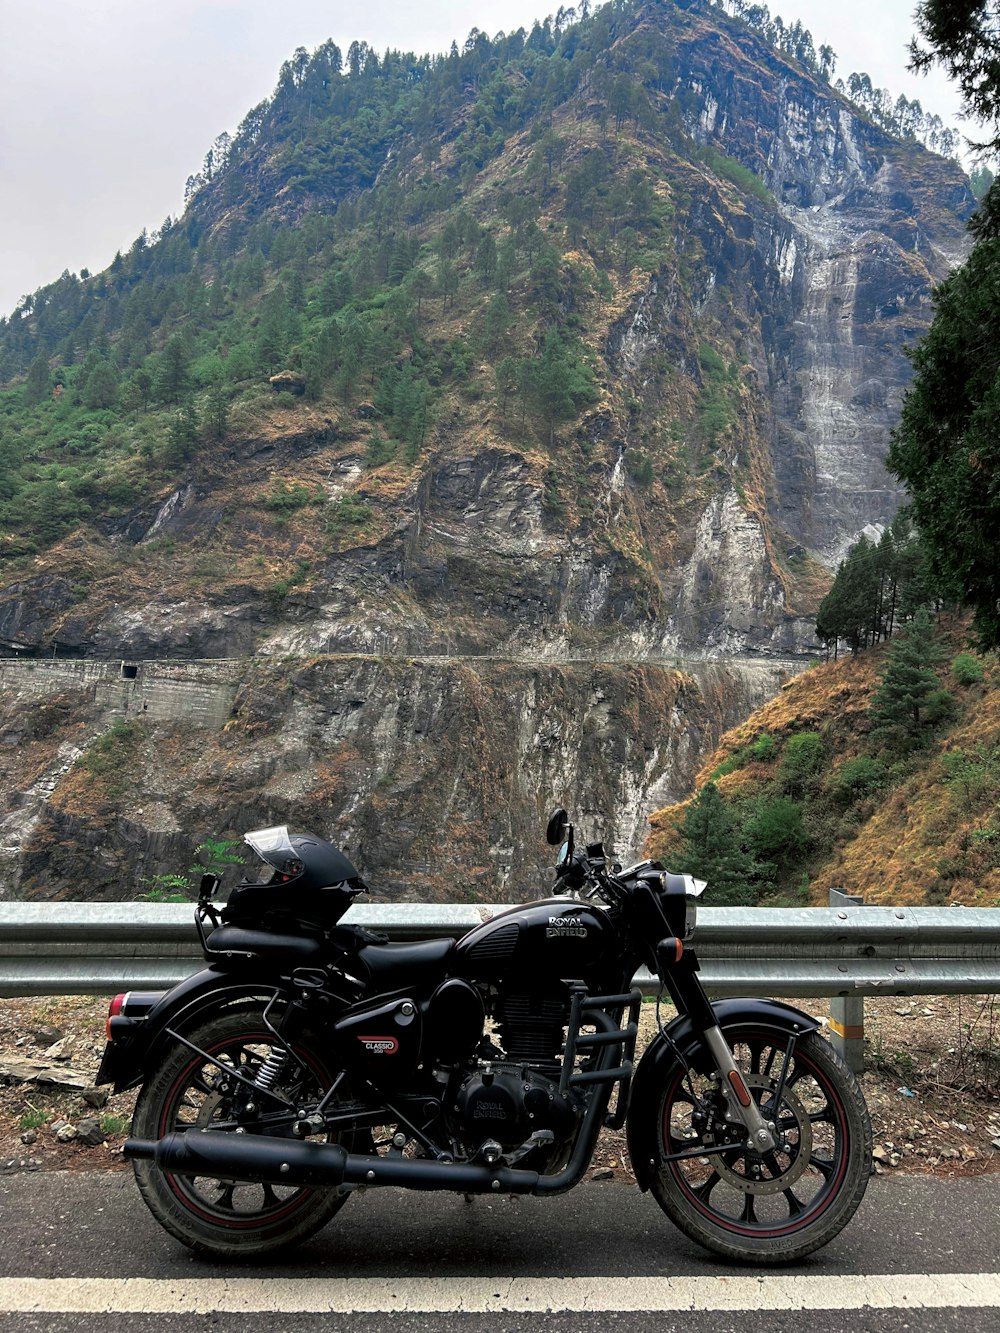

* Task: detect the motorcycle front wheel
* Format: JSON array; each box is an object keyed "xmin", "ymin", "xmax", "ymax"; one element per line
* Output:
[
  {"xmin": 650, "ymin": 1027, "xmax": 872, "ymax": 1263},
  {"xmin": 131, "ymin": 1004, "xmax": 357, "ymax": 1259}
]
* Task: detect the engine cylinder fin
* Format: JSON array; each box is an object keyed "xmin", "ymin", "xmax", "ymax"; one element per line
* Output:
[{"xmin": 496, "ymin": 990, "xmax": 568, "ymax": 1064}]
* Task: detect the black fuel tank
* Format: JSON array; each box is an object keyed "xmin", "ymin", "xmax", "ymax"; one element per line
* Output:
[{"xmin": 453, "ymin": 898, "xmax": 618, "ymax": 985}]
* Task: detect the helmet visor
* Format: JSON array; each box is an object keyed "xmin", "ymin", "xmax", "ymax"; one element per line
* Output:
[{"xmin": 244, "ymin": 825, "xmax": 297, "ymax": 860}]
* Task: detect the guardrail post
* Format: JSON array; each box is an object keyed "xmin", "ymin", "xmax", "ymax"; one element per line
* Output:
[{"xmin": 828, "ymin": 888, "xmax": 866, "ymax": 1075}]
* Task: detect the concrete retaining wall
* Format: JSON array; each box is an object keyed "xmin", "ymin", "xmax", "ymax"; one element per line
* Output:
[{"xmin": 0, "ymin": 659, "xmax": 243, "ymax": 730}]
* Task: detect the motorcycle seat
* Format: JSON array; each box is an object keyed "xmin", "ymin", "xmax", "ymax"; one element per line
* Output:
[
  {"xmin": 206, "ymin": 925, "xmax": 324, "ymax": 964},
  {"xmin": 356, "ymin": 937, "xmax": 455, "ymax": 990}
]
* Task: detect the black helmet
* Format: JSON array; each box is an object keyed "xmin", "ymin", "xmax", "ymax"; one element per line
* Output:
[
  {"xmin": 243, "ymin": 825, "xmax": 362, "ymax": 890},
  {"xmin": 222, "ymin": 825, "xmax": 366, "ymax": 929}
]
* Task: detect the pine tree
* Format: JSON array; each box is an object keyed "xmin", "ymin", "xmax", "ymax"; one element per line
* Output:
[
  {"xmin": 482, "ymin": 292, "xmax": 510, "ymax": 352},
  {"xmin": 886, "ymin": 0, "xmax": 1000, "ymax": 645},
  {"xmin": 82, "ymin": 360, "xmax": 120, "ymax": 410},
  {"xmin": 495, "ymin": 357, "xmax": 519, "ymax": 422},
  {"xmin": 202, "ymin": 385, "xmax": 230, "ymax": 440},
  {"xmin": 868, "ymin": 607, "xmax": 951, "ymax": 749},
  {"xmin": 474, "ymin": 233, "xmax": 498, "ymax": 285},
  {"xmin": 816, "ymin": 533, "xmax": 886, "ymax": 655},
  {"xmin": 520, "ymin": 330, "xmax": 596, "ymax": 445},
  {"xmin": 165, "ymin": 400, "xmax": 199, "ymax": 464},
  {"xmin": 24, "ymin": 352, "xmax": 50, "ymax": 406},
  {"xmin": 669, "ymin": 783, "xmax": 758, "ymax": 906},
  {"xmin": 154, "ymin": 336, "xmax": 191, "ymax": 404},
  {"xmin": 436, "ymin": 259, "xmax": 458, "ymax": 309}
]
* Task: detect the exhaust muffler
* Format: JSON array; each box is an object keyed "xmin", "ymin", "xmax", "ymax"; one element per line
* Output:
[{"xmin": 125, "ymin": 1131, "xmax": 539, "ymax": 1194}]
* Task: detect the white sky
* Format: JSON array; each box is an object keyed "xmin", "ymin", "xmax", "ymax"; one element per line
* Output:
[{"xmin": 0, "ymin": 0, "xmax": 976, "ymax": 319}]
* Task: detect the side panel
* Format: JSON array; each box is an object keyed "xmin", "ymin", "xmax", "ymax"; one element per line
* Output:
[{"xmin": 625, "ymin": 999, "xmax": 820, "ymax": 1191}]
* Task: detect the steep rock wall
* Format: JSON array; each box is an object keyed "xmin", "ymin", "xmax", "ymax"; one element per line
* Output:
[
  {"xmin": 676, "ymin": 17, "xmax": 970, "ymax": 567},
  {"xmin": 0, "ymin": 653, "xmax": 794, "ymax": 902}
]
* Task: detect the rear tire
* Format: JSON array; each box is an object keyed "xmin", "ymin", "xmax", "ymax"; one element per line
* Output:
[
  {"xmin": 649, "ymin": 1028, "xmax": 872, "ymax": 1264},
  {"xmin": 132, "ymin": 1005, "xmax": 355, "ymax": 1259}
]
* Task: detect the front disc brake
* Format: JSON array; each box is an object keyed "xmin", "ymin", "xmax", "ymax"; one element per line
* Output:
[{"xmin": 714, "ymin": 1073, "xmax": 813, "ymax": 1195}]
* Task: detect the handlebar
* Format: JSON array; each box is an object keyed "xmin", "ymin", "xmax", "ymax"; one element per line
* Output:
[{"xmin": 553, "ymin": 848, "xmax": 628, "ymax": 906}]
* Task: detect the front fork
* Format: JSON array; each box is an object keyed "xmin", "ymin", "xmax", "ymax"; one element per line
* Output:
[
  {"xmin": 700, "ymin": 1025, "xmax": 778, "ymax": 1153},
  {"xmin": 657, "ymin": 945, "xmax": 778, "ymax": 1154}
]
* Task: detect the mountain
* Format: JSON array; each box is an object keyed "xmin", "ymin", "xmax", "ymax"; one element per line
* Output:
[{"xmin": 0, "ymin": 0, "xmax": 976, "ymax": 900}]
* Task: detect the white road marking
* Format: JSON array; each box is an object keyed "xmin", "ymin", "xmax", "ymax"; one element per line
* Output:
[{"xmin": 1, "ymin": 1274, "xmax": 998, "ymax": 1313}]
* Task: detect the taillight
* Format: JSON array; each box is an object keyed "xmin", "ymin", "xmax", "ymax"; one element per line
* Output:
[{"xmin": 106, "ymin": 992, "xmax": 128, "ymax": 1040}]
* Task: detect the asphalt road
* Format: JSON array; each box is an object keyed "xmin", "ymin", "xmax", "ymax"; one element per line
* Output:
[{"xmin": 1, "ymin": 1171, "xmax": 997, "ymax": 1332}]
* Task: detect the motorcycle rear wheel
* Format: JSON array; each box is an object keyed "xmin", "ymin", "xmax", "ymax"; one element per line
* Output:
[
  {"xmin": 650, "ymin": 1027, "xmax": 872, "ymax": 1264},
  {"xmin": 132, "ymin": 1005, "xmax": 356, "ymax": 1259}
]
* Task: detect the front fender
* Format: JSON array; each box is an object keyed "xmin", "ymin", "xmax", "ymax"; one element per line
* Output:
[
  {"xmin": 626, "ymin": 998, "xmax": 820, "ymax": 1192},
  {"xmin": 96, "ymin": 962, "xmax": 292, "ymax": 1093}
]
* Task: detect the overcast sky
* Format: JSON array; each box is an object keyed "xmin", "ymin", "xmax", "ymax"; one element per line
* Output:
[{"xmin": 0, "ymin": 0, "xmax": 976, "ymax": 319}]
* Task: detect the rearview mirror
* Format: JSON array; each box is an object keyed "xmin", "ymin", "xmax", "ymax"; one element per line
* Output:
[{"xmin": 545, "ymin": 807, "xmax": 569, "ymax": 846}]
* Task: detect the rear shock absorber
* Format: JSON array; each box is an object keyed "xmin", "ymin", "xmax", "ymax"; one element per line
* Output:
[
  {"xmin": 254, "ymin": 968, "xmax": 327, "ymax": 1096},
  {"xmin": 253, "ymin": 1046, "xmax": 291, "ymax": 1095}
]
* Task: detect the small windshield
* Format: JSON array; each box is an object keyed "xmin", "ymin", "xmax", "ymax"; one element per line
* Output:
[{"xmin": 244, "ymin": 825, "xmax": 297, "ymax": 862}]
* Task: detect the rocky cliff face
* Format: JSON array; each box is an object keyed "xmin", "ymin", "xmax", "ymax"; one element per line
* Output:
[
  {"xmin": 606, "ymin": 10, "xmax": 971, "ymax": 603},
  {"xmin": 0, "ymin": 653, "xmax": 793, "ymax": 901}
]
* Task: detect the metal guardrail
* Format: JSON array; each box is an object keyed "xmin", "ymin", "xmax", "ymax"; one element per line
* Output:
[{"xmin": 2, "ymin": 901, "xmax": 999, "ymax": 999}]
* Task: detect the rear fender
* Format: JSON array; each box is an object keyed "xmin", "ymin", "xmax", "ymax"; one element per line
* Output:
[
  {"xmin": 96, "ymin": 963, "xmax": 292, "ymax": 1093},
  {"xmin": 626, "ymin": 998, "xmax": 820, "ymax": 1191}
]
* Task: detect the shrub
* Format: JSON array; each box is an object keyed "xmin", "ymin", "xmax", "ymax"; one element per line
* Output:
[
  {"xmin": 79, "ymin": 721, "xmax": 143, "ymax": 786},
  {"xmin": 326, "ymin": 495, "xmax": 373, "ymax": 539},
  {"xmin": 744, "ymin": 796, "xmax": 807, "ymax": 862},
  {"xmin": 749, "ymin": 732, "xmax": 777, "ymax": 762},
  {"xmin": 778, "ymin": 731, "xmax": 824, "ymax": 791},
  {"xmin": 826, "ymin": 755, "xmax": 889, "ymax": 806},
  {"xmin": 627, "ymin": 451, "xmax": 654, "ymax": 487},
  {"xmin": 940, "ymin": 744, "xmax": 1000, "ymax": 805},
  {"xmin": 269, "ymin": 560, "xmax": 311, "ymax": 602},
  {"xmin": 262, "ymin": 480, "xmax": 322, "ymax": 513},
  {"xmin": 952, "ymin": 652, "xmax": 985, "ymax": 686},
  {"xmin": 698, "ymin": 343, "xmax": 728, "ymax": 379},
  {"xmin": 100, "ymin": 1113, "xmax": 132, "ymax": 1136},
  {"xmin": 365, "ymin": 431, "xmax": 397, "ymax": 468},
  {"xmin": 19, "ymin": 1108, "xmax": 51, "ymax": 1131},
  {"xmin": 709, "ymin": 748, "xmax": 747, "ymax": 779}
]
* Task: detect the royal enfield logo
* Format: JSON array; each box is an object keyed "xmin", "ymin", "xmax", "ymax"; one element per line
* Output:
[
  {"xmin": 546, "ymin": 914, "xmax": 588, "ymax": 939},
  {"xmin": 473, "ymin": 1100, "xmax": 507, "ymax": 1119},
  {"xmin": 357, "ymin": 1035, "xmax": 399, "ymax": 1055}
]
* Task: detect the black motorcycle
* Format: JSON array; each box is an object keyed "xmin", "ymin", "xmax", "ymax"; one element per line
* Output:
[{"xmin": 103, "ymin": 812, "xmax": 872, "ymax": 1263}]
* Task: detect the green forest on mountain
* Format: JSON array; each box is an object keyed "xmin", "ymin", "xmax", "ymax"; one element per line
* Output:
[{"xmin": 0, "ymin": 0, "xmax": 977, "ymax": 567}]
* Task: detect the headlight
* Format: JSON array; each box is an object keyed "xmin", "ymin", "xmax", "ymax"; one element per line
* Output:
[{"xmin": 662, "ymin": 871, "xmax": 705, "ymax": 940}]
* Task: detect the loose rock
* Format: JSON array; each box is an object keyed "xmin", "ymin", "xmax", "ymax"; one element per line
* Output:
[{"xmin": 75, "ymin": 1118, "xmax": 105, "ymax": 1148}]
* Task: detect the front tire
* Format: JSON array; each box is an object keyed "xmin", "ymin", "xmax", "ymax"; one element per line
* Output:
[
  {"xmin": 649, "ymin": 1028, "xmax": 872, "ymax": 1263},
  {"xmin": 132, "ymin": 1005, "xmax": 355, "ymax": 1259}
]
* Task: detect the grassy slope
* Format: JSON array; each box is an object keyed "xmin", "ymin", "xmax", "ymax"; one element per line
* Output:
[{"xmin": 647, "ymin": 623, "xmax": 1000, "ymax": 907}]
